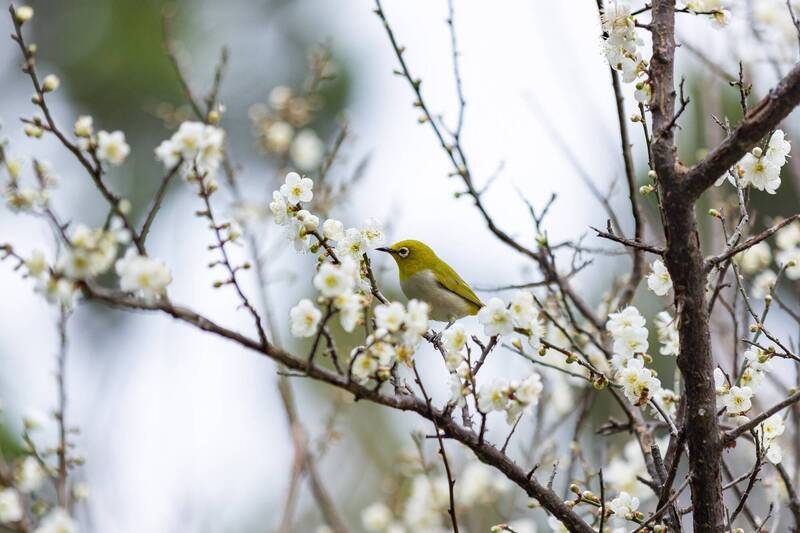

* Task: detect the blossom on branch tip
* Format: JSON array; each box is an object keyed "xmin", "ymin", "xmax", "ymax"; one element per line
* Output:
[
  {"xmin": 646, "ymin": 259, "xmax": 672, "ymax": 296},
  {"xmin": 280, "ymin": 172, "xmax": 314, "ymax": 205},
  {"xmin": 15, "ymin": 456, "xmax": 44, "ymax": 493},
  {"xmin": 289, "ymin": 299, "xmax": 321, "ymax": 337},
  {"xmin": 477, "ymin": 297, "xmax": 513, "ymax": 336},
  {"xmin": 314, "ymin": 260, "xmax": 356, "ymax": 298},
  {"xmin": 322, "ymin": 218, "xmax": 345, "ymax": 242},
  {"xmin": 723, "ymin": 385, "xmax": 753, "ymax": 415},
  {"xmin": 114, "ymin": 248, "xmax": 172, "ymax": 302},
  {"xmin": 96, "ymin": 130, "xmax": 130, "ymax": 166}
]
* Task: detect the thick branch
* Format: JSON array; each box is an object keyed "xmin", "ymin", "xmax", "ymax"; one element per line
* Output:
[
  {"xmin": 684, "ymin": 61, "xmax": 800, "ymax": 198},
  {"xmin": 82, "ymin": 284, "xmax": 595, "ymax": 533}
]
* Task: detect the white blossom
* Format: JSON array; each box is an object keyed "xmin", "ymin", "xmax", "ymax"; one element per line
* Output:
[
  {"xmin": 33, "ymin": 508, "xmax": 77, "ymax": 533},
  {"xmin": 477, "ymin": 378, "xmax": 510, "ymax": 412},
  {"xmin": 314, "ymin": 261, "xmax": 355, "ymax": 298},
  {"xmin": 280, "ymin": 172, "xmax": 314, "ymax": 205},
  {"xmin": 477, "ymin": 297, "xmax": 514, "ymax": 336},
  {"xmin": 776, "ymin": 220, "xmax": 800, "ymax": 250},
  {"xmin": 735, "ymin": 241, "xmax": 772, "ymax": 274},
  {"xmin": 289, "ymin": 299, "xmax": 321, "ymax": 337},
  {"xmin": 73, "ymin": 115, "xmax": 93, "ymax": 137},
  {"xmin": 375, "ymin": 302, "xmax": 405, "ymax": 333},
  {"xmin": 16, "ymin": 456, "xmax": 45, "ymax": 493},
  {"xmin": 338, "ymin": 228, "xmax": 367, "ymax": 260},
  {"xmin": 0, "ymin": 488, "xmax": 23, "ymax": 524},
  {"xmin": 96, "ymin": 130, "xmax": 130, "ymax": 166},
  {"xmin": 405, "ymin": 299, "xmax": 430, "ymax": 337},
  {"xmin": 646, "ymin": 259, "xmax": 672, "ymax": 296},
  {"xmin": 606, "ymin": 306, "xmax": 646, "ymax": 336},
  {"xmin": 608, "ymin": 491, "xmax": 640, "ymax": 518},
  {"xmin": 751, "ymin": 269, "xmax": 777, "ymax": 298},
  {"xmin": 360, "ymin": 219, "xmax": 386, "ymax": 249},
  {"xmin": 724, "ymin": 385, "xmax": 753, "ymax": 414},
  {"xmin": 269, "ymin": 191, "xmax": 290, "ymax": 225},
  {"xmin": 739, "ymin": 152, "xmax": 781, "ymax": 194},
  {"xmin": 361, "ymin": 502, "xmax": 393, "ymax": 531},
  {"xmin": 115, "ymin": 248, "xmax": 172, "ymax": 302},
  {"xmin": 322, "ymin": 219, "xmax": 345, "ymax": 242},
  {"xmin": 765, "ymin": 129, "xmax": 791, "ymax": 167},
  {"xmin": 442, "ymin": 324, "xmax": 468, "ymax": 353},
  {"xmin": 654, "ymin": 311, "xmax": 679, "ymax": 356},
  {"xmin": 777, "ymin": 247, "xmax": 800, "ymax": 280},
  {"xmin": 290, "ymin": 129, "xmax": 324, "ymax": 171}
]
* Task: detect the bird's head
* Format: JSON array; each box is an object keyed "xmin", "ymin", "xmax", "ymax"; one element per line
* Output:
[{"xmin": 376, "ymin": 239, "xmax": 437, "ymax": 279}]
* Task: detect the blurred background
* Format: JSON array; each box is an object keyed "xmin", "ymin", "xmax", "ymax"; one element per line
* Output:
[{"xmin": 0, "ymin": 0, "xmax": 799, "ymax": 531}]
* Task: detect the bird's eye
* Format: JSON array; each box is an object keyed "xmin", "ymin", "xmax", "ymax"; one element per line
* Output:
[{"xmin": 398, "ymin": 247, "xmax": 409, "ymax": 258}]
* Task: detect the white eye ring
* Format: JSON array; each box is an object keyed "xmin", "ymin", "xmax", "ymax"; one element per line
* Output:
[{"xmin": 398, "ymin": 247, "xmax": 409, "ymax": 258}]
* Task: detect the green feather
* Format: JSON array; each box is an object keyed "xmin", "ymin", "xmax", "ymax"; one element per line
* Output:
[{"xmin": 384, "ymin": 240, "xmax": 483, "ymax": 313}]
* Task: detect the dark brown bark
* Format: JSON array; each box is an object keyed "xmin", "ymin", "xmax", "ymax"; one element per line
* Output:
[
  {"xmin": 649, "ymin": 1, "xmax": 725, "ymax": 531},
  {"xmin": 684, "ymin": 60, "xmax": 800, "ymax": 198}
]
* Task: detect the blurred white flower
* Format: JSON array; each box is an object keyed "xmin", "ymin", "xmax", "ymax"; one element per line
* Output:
[
  {"xmin": 442, "ymin": 324, "xmax": 467, "ymax": 353},
  {"xmin": 360, "ymin": 219, "xmax": 386, "ymax": 249},
  {"xmin": 115, "ymin": 248, "xmax": 172, "ymax": 302},
  {"xmin": 290, "ymin": 129, "xmax": 324, "ymax": 171},
  {"xmin": 269, "ymin": 191, "xmax": 290, "ymax": 225},
  {"xmin": 16, "ymin": 456, "xmax": 45, "ymax": 493},
  {"xmin": 477, "ymin": 297, "xmax": 513, "ymax": 336},
  {"xmin": 751, "ymin": 269, "xmax": 777, "ymax": 298},
  {"xmin": 654, "ymin": 311, "xmax": 679, "ymax": 356},
  {"xmin": 266, "ymin": 121, "xmax": 294, "ymax": 153},
  {"xmin": 96, "ymin": 130, "xmax": 130, "ymax": 166},
  {"xmin": 314, "ymin": 261, "xmax": 355, "ymax": 298},
  {"xmin": 0, "ymin": 488, "xmax": 23, "ymax": 524},
  {"xmin": 73, "ymin": 115, "xmax": 93, "ymax": 138},
  {"xmin": 375, "ymin": 302, "xmax": 405, "ymax": 333},
  {"xmin": 608, "ymin": 490, "xmax": 639, "ymax": 518},
  {"xmin": 735, "ymin": 241, "xmax": 772, "ymax": 274},
  {"xmin": 33, "ymin": 508, "xmax": 77, "ymax": 533},
  {"xmin": 777, "ymin": 247, "xmax": 800, "ymax": 280},
  {"xmin": 289, "ymin": 299, "xmax": 321, "ymax": 337},
  {"xmin": 338, "ymin": 228, "xmax": 367, "ymax": 260},
  {"xmin": 361, "ymin": 502, "xmax": 393, "ymax": 531},
  {"xmin": 477, "ymin": 378, "xmax": 510, "ymax": 412},
  {"xmin": 405, "ymin": 299, "xmax": 430, "ymax": 337},
  {"xmin": 776, "ymin": 220, "xmax": 800, "ymax": 250}
]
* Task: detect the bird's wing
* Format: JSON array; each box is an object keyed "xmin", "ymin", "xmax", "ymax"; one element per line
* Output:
[{"xmin": 434, "ymin": 263, "xmax": 484, "ymax": 310}]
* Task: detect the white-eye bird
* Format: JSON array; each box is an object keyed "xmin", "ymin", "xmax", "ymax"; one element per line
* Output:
[{"xmin": 377, "ymin": 240, "xmax": 484, "ymax": 323}]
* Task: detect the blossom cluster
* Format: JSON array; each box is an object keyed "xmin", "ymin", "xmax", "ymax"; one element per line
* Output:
[
  {"xmin": 476, "ymin": 291, "xmax": 545, "ymax": 346},
  {"xmin": 0, "ymin": 402, "xmax": 83, "ymax": 532},
  {"xmin": 732, "ymin": 219, "xmax": 800, "ymax": 299},
  {"xmin": 606, "ymin": 306, "xmax": 663, "ymax": 406},
  {"xmin": 72, "ymin": 115, "xmax": 130, "ymax": 167},
  {"xmin": 349, "ymin": 300, "xmax": 430, "ymax": 382},
  {"xmin": 361, "ymin": 459, "xmax": 515, "ymax": 533},
  {"xmin": 717, "ymin": 130, "xmax": 792, "ymax": 194},
  {"xmin": 155, "ymin": 120, "xmax": 226, "ymax": 185},
  {"xmin": 3, "ymin": 157, "xmax": 53, "ymax": 212},
  {"xmin": 601, "ymin": 1, "xmax": 653, "ymax": 104},
  {"xmin": 476, "ymin": 373, "xmax": 544, "ymax": 424}
]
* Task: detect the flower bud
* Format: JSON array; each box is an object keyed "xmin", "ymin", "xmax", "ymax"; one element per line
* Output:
[
  {"xmin": 24, "ymin": 124, "xmax": 43, "ymax": 138},
  {"xmin": 630, "ymin": 114, "xmax": 642, "ymax": 122},
  {"xmin": 640, "ymin": 184, "xmax": 654, "ymax": 195},
  {"xmin": 14, "ymin": 6, "xmax": 34, "ymax": 23},
  {"xmin": 708, "ymin": 208, "xmax": 721, "ymax": 218},
  {"xmin": 207, "ymin": 109, "xmax": 220, "ymax": 124},
  {"xmin": 42, "ymin": 74, "xmax": 60, "ymax": 93},
  {"xmin": 752, "ymin": 147, "xmax": 763, "ymax": 158}
]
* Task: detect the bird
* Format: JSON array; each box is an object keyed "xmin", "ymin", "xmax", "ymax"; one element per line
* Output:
[{"xmin": 376, "ymin": 240, "xmax": 484, "ymax": 324}]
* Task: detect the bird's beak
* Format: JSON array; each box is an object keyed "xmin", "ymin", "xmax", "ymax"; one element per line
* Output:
[{"xmin": 376, "ymin": 247, "xmax": 393, "ymax": 254}]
